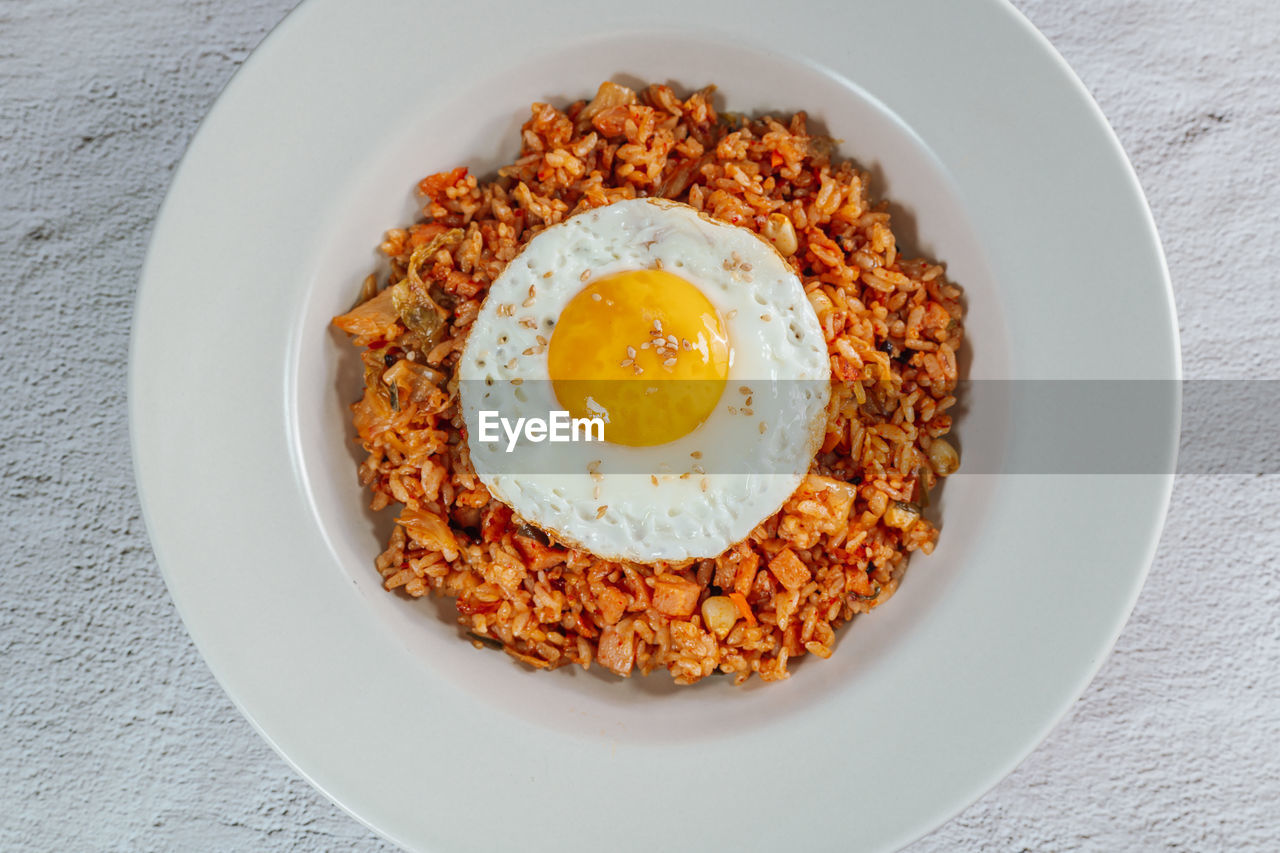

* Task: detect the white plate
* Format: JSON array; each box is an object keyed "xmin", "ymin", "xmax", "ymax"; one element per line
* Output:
[{"xmin": 131, "ymin": 1, "xmax": 1179, "ymax": 850}]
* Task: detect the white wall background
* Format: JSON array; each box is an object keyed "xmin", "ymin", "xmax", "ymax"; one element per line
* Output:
[{"xmin": 2, "ymin": 0, "xmax": 1277, "ymax": 849}]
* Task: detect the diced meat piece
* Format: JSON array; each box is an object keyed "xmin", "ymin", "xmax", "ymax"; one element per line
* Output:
[
  {"xmin": 652, "ymin": 574, "xmax": 701, "ymax": 617},
  {"xmin": 768, "ymin": 548, "xmax": 811, "ymax": 592},
  {"xmin": 598, "ymin": 586, "xmax": 628, "ymax": 626}
]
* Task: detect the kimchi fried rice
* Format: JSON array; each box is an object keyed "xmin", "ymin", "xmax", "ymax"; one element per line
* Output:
[{"xmin": 331, "ymin": 81, "xmax": 964, "ymax": 685}]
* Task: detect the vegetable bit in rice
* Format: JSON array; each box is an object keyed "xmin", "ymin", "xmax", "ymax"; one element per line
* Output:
[{"xmin": 331, "ymin": 80, "xmax": 964, "ymax": 685}]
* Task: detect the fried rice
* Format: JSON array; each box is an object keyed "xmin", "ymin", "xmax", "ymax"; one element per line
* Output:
[{"xmin": 331, "ymin": 81, "xmax": 964, "ymax": 685}]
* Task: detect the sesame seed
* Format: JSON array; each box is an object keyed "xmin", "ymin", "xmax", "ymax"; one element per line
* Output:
[
  {"xmin": 535, "ymin": 335, "xmax": 547, "ymax": 347},
  {"xmin": 654, "ymin": 258, "xmax": 664, "ymax": 269},
  {"xmin": 745, "ymin": 396, "xmax": 752, "ymax": 406},
  {"xmin": 640, "ymin": 342, "xmax": 650, "ymax": 350},
  {"xmin": 580, "ymin": 269, "xmax": 592, "ymax": 282},
  {"xmin": 620, "ymin": 358, "xmax": 633, "ymax": 367},
  {"xmin": 595, "ymin": 505, "xmax": 608, "ymax": 518},
  {"xmin": 732, "ymin": 251, "xmax": 742, "ymax": 264},
  {"xmin": 692, "ymin": 464, "xmax": 705, "ymax": 474},
  {"xmin": 700, "ymin": 477, "xmax": 709, "ymax": 492},
  {"xmin": 728, "ymin": 406, "xmax": 738, "ymax": 415},
  {"xmin": 542, "ymin": 270, "xmax": 553, "ymax": 278},
  {"xmin": 591, "ymin": 293, "xmax": 602, "ymax": 302},
  {"xmin": 663, "ymin": 357, "xmax": 677, "ymax": 368},
  {"xmin": 626, "ymin": 346, "xmax": 636, "ymax": 358},
  {"xmin": 593, "ymin": 484, "xmax": 601, "ymax": 499},
  {"xmin": 650, "ymin": 474, "xmax": 659, "ymax": 486},
  {"xmin": 522, "ymin": 347, "xmax": 534, "ymax": 356},
  {"xmin": 681, "ymin": 339, "xmax": 691, "ymax": 350},
  {"xmin": 633, "ymin": 365, "xmax": 643, "ymax": 375},
  {"xmin": 667, "ymin": 334, "xmax": 678, "ymax": 347},
  {"xmin": 761, "ymin": 313, "xmax": 771, "ymax": 321},
  {"xmin": 738, "ymin": 386, "xmax": 751, "ymax": 395},
  {"xmin": 759, "ymin": 421, "xmax": 768, "ymax": 434},
  {"xmin": 742, "ymin": 408, "xmax": 753, "ymax": 416},
  {"xmin": 518, "ymin": 317, "xmax": 536, "ymax": 328},
  {"xmin": 741, "ymin": 262, "xmax": 752, "ymax": 272},
  {"xmin": 690, "ymin": 451, "xmax": 702, "ymax": 459},
  {"xmin": 653, "ymin": 319, "xmax": 663, "ymax": 333},
  {"xmin": 511, "ymin": 378, "xmax": 523, "ymax": 385},
  {"xmin": 591, "ymin": 471, "xmax": 603, "ymax": 482},
  {"xmin": 505, "ymin": 358, "xmax": 517, "ymax": 369},
  {"xmin": 680, "ymin": 472, "xmax": 691, "ymax": 480},
  {"xmin": 588, "ymin": 460, "xmax": 601, "ymax": 473},
  {"xmin": 727, "ymin": 309, "xmax": 738, "ymax": 319}
]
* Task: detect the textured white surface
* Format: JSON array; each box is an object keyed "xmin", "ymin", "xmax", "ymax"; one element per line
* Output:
[{"xmin": 2, "ymin": 0, "xmax": 1277, "ymax": 849}]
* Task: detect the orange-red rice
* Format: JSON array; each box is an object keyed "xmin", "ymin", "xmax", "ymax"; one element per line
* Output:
[{"xmin": 332, "ymin": 81, "xmax": 964, "ymax": 684}]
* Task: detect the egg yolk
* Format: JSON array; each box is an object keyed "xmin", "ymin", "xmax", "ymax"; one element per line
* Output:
[{"xmin": 547, "ymin": 269, "xmax": 730, "ymax": 447}]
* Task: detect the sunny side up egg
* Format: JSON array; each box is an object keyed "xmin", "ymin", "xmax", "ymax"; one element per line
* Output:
[{"xmin": 457, "ymin": 198, "xmax": 830, "ymax": 562}]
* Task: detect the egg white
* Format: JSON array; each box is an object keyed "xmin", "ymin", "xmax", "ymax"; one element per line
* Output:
[{"xmin": 458, "ymin": 198, "xmax": 830, "ymax": 563}]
